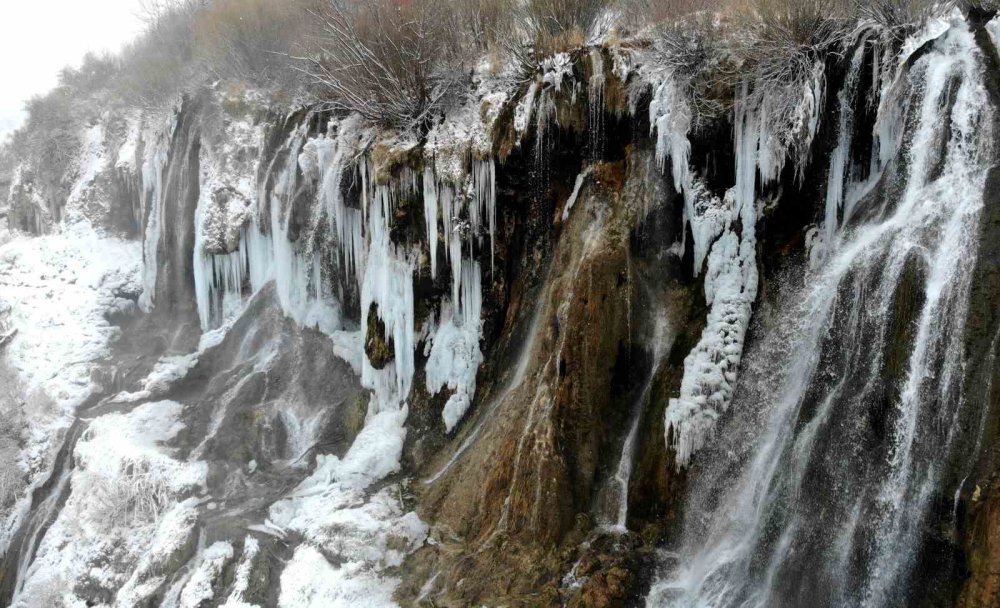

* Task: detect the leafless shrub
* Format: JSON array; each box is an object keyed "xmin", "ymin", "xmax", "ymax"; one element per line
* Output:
[
  {"xmin": 737, "ymin": 0, "xmax": 853, "ymax": 83},
  {"xmin": 648, "ymin": 13, "xmax": 732, "ymax": 121},
  {"xmin": 858, "ymin": 0, "xmax": 952, "ymax": 37},
  {"xmin": 525, "ymin": 0, "xmax": 609, "ymax": 43},
  {"xmin": 303, "ymin": 0, "xmax": 468, "ymax": 130},
  {"xmin": 193, "ymin": 0, "xmax": 323, "ymax": 89},
  {"xmin": 507, "ymin": 0, "xmax": 613, "ymax": 58},
  {"xmin": 617, "ymin": 0, "xmax": 717, "ymax": 33}
]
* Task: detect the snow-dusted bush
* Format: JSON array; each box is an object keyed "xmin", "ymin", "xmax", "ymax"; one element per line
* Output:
[
  {"xmin": 75, "ymin": 402, "xmax": 205, "ymax": 529},
  {"xmin": 736, "ymin": 0, "xmax": 852, "ymax": 86},
  {"xmin": 87, "ymin": 457, "xmax": 173, "ymax": 526},
  {"xmin": 646, "ymin": 13, "xmax": 731, "ymax": 124},
  {"xmin": 495, "ymin": 0, "xmax": 612, "ymax": 71},
  {"xmin": 305, "ymin": 0, "xmax": 468, "ymax": 130}
]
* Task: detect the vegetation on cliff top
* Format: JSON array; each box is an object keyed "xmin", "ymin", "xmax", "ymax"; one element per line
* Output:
[{"xmin": 1, "ymin": 0, "xmax": 996, "ymax": 187}]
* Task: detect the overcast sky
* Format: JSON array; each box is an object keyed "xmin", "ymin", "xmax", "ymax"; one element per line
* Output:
[{"xmin": 0, "ymin": 0, "xmax": 146, "ymax": 141}]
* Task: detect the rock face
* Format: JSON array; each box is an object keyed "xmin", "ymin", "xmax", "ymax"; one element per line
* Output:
[{"xmin": 6, "ymin": 11, "xmax": 1000, "ymax": 608}]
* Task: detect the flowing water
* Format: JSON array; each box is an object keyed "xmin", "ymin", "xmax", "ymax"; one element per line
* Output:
[{"xmin": 648, "ymin": 21, "xmax": 995, "ymax": 608}]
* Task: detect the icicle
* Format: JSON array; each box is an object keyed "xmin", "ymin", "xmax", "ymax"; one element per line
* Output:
[
  {"xmin": 360, "ymin": 167, "xmax": 417, "ymax": 410},
  {"xmin": 665, "ymin": 82, "xmax": 760, "ymax": 469},
  {"xmin": 137, "ymin": 115, "xmax": 176, "ymax": 312},
  {"xmin": 471, "ymin": 158, "xmax": 497, "ymax": 272},
  {"xmin": 589, "ymin": 47, "xmax": 606, "ymax": 160},
  {"xmin": 649, "ymin": 76, "xmax": 737, "ymax": 278},
  {"xmin": 821, "ymin": 40, "xmax": 868, "ymax": 258},
  {"xmin": 423, "ymin": 167, "xmax": 439, "ymax": 279},
  {"xmin": 514, "ymin": 82, "xmax": 540, "ymax": 136},
  {"xmin": 425, "ymin": 258, "xmax": 484, "ymax": 433}
]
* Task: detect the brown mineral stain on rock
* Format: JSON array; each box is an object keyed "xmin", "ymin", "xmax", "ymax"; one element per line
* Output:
[
  {"xmin": 399, "ymin": 146, "xmax": 695, "ymax": 606},
  {"xmin": 959, "ymin": 483, "xmax": 1000, "ymax": 607}
]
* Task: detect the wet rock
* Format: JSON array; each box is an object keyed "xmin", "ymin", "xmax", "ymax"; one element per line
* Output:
[{"xmin": 365, "ymin": 302, "xmax": 395, "ymax": 369}]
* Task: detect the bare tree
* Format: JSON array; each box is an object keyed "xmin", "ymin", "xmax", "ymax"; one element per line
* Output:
[{"xmin": 193, "ymin": 0, "xmax": 323, "ymax": 88}]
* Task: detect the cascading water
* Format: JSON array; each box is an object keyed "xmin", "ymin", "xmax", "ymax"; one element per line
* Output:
[{"xmin": 647, "ymin": 19, "xmax": 994, "ymax": 608}]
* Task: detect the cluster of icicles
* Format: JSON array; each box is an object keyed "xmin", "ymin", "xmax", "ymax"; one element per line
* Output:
[
  {"xmin": 647, "ymin": 67, "xmax": 828, "ymax": 466},
  {"xmin": 136, "ymin": 37, "xmax": 866, "ymax": 464},
  {"xmin": 140, "ymin": 112, "xmax": 497, "ymax": 431},
  {"xmin": 644, "ymin": 20, "xmax": 918, "ymax": 468}
]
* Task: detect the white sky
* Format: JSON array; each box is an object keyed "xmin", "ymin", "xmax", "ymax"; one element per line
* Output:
[{"xmin": 0, "ymin": 0, "xmax": 146, "ymax": 141}]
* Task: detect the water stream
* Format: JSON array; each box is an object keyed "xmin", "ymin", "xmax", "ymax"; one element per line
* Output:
[{"xmin": 648, "ymin": 20, "xmax": 994, "ymax": 608}]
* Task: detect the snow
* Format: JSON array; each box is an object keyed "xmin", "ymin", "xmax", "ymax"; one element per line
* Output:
[
  {"xmin": 76, "ymin": 401, "xmax": 206, "ymax": 499},
  {"xmin": 116, "ymin": 498, "xmax": 201, "ymax": 606},
  {"xmin": 0, "ymin": 219, "xmax": 141, "ymax": 501},
  {"xmin": 269, "ymin": 407, "xmax": 427, "ymax": 607},
  {"xmin": 14, "ymin": 402, "xmax": 206, "ymax": 607},
  {"xmin": 220, "ymin": 536, "xmax": 261, "ymax": 608},
  {"xmin": 0, "ymin": 222, "xmax": 139, "ymax": 412},
  {"xmin": 178, "ymin": 541, "xmax": 235, "ymax": 608},
  {"xmin": 279, "ymin": 545, "xmax": 398, "ymax": 608}
]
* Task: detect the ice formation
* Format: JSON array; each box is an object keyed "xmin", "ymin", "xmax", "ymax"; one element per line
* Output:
[
  {"xmin": 13, "ymin": 401, "xmax": 206, "ymax": 607},
  {"xmin": 649, "ymin": 18, "xmax": 993, "ymax": 604},
  {"xmin": 138, "ymin": 114, "xmax": 176, "ymax": 313},
  {"xmin": 425, "ymin": 260, "xmax": 484, "ymax": 433},
  {"xmin": 663, "ymin": 84, "xmax": 768, "ymax": 469}
]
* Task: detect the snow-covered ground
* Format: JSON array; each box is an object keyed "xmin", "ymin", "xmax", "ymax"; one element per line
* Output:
[
  {"xmin": 0, "ymin": 221, "xmax": 140, "ymax": 418},
  {"xmin": 269, "ymin": 407, "xmax": 427, "ymax": 607},
  {"xmin": 0, "ymin": 219, "xmax": 141, "ymax": 553},
  {"xmin": 14, "ymin": 401, "xmax": 207, "ymax": 608}
]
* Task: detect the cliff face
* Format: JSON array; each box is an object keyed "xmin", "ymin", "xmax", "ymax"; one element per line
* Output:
[{"xmin": 4, "ymin": 9, "xmax": 1000, "ymax": 608}]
